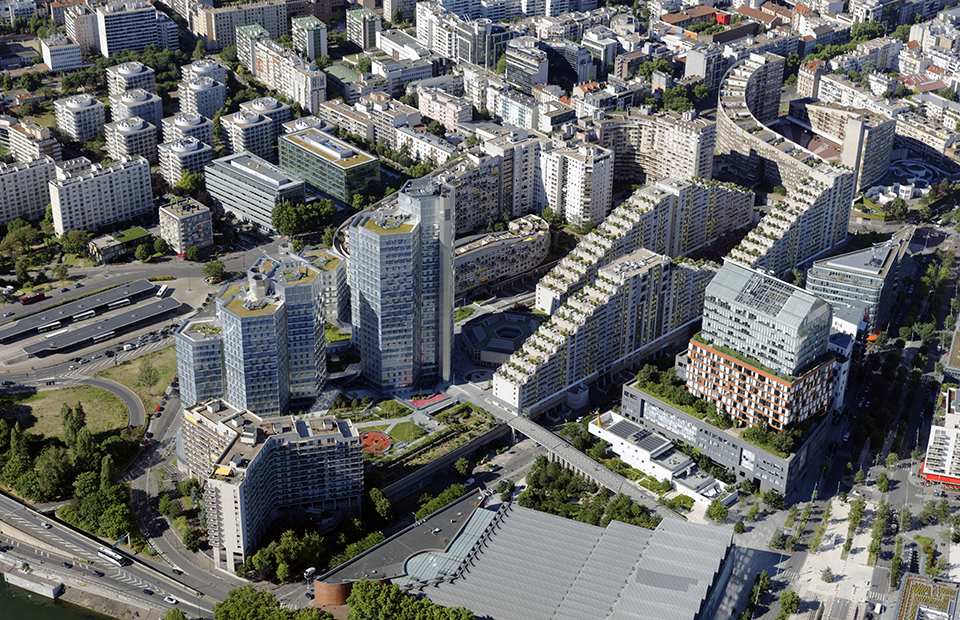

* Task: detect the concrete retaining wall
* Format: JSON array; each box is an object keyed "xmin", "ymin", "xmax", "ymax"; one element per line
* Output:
[
  {"xmin": 381, "ymin": 424, "xmax": 511, "ymax": 502},
  {"xmin": 3, "ymin": 569, "xmax": 63, "ymax": 598}
]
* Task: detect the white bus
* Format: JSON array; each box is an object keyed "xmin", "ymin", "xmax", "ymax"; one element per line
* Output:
[
  {"xmin": 92, "ymin": 331, "xmax": 115, "ymax": 344},
  {"xmin": 72, "ymin": 309, "xmax": 95, "ymax": 321},
  {"xmin": 97, "ymin": 546, "xmax": 129, "ymax": 567},
  {"xmin": 156, "ymin": 285, "xmax": 168, "ymax": 299},
  {"xmin": 37, "ymin": 321, "xmax": 61, "ymax": 333},
  {"xmin": 107, "ymin": 299, "xmax": 130, "ymax": 310},
  {"xmin": 44, "ymin": 328, "xmax": 70, "ymax": 340}
]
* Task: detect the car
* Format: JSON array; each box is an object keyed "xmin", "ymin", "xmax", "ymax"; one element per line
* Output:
[
  {"xmin": 93, "ymin": 570, "xmax": 104, "ymax": 577},
  {"xmin": 145, "ymin": 432, "xmax": 153, "ymax": 438},
  {"xmin": 3, "ymin": 312, "xmax": 13, "ymax": 317},
  {"xmin": 92, "ymin": 354, "xmax": 101, "ymax": 359},
  {"xmin": 156, "ymin": 406, "xmax": 163, "ymax": 412},
  {"xmin": 61, "ymin": 562, "xmax": 72, "ymax": 568},
  {"xmin": 1, "ymin": 381, "xmax": 14, "ymax": 386},
  {"xmin": 68, "ymin": 365, "xmax": 77, "ymax": 370},
  {"xmin": 163, "ymin": 596, "xmax": 178, "ymax": 604},
  {"xmin": 39, "ymin": 522, "xmax": 51, "ymax": 529},
  {"xmin": 74, "ymin": 283, "xmax": 82, "ymax": 288},
  {"xmin": 171, "ymin": 568, "xmax": 183, "ymax": 575},
  {"xmin": 60, "ymin": 288, "xmax": 69, "ymax": 293},
  {"xmin": 142, "ymin": 589, "xmax": 153, "ymax": 595},
  {"xmin": 105, "ymin": 351, "xmax": 114, "ymax": 357},
  {"xmin": 78, "ymin": 358, "xmax": 89, "ymax": 364},
  {"xmin": 115, "ymin": 346, "xmax": 124, "ymax": 351}
]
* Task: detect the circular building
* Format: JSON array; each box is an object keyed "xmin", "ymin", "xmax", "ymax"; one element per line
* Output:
[{"xmin": 460, "ymin": 311, "xmax": 545, "ymax": 368}]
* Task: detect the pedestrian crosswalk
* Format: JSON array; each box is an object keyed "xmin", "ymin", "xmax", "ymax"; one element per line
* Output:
[{"xmin": 865, "ymin": 590, "xmax": 885, "ymax": 602}]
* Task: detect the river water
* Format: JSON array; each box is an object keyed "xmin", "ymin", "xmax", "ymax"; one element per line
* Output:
[{"xmin": 0, "ymin": 576, "xmax": 113, "ymax": 620}]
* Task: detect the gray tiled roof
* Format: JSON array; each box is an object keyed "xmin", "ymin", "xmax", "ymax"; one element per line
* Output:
[{"xmin": 417, "ymin": 504, "xmax": 731, "ymax": 620}]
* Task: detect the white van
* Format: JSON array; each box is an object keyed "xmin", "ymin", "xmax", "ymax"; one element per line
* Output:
[
  {"xmin": 303, "ymin": 567, "xmax": 316, "ymax": 580},
  {"xmin": 123, "ymin": 344, "xmax": 135, "ymax": 351}
]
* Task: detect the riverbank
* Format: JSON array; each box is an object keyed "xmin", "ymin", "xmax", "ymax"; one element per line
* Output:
[{"xmin": 58, "ymin": 586, "xmax": 165, "ymax": 620}]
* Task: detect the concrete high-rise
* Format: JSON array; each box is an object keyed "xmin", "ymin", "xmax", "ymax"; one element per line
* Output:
[
  {"xmin": 538, "ymin": 143, "xmax": 614, "ymax": 227},
  {"xmin": 348, "ymin": 178, "xmax": 454, "ymax": 391}
]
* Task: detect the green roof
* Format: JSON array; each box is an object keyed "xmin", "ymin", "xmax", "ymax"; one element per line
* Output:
[
  {"xmin": 114, "ymin": 227, "xmax": 150, "ymax": 244},
  {"xmin": 292, "ymin": 15, "xmax": 326, "ymax": 29},
  {"xmin": 364, "ymin": 218, "xmax": 414, "ymax": 235},
  {"xmin": 324, "ymin": 65, "xmax": 360, "ymax": 84}
]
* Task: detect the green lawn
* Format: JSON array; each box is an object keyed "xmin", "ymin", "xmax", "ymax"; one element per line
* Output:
[
  {"xmin": 0, "ymin": 385, "xmax": 127, "ymax": 441},
  {"xmin": 95, "ymin": 345, "xmax": 177, "ymax": 413},
  {"xmin": 454, "ymin": 307, "xmax": 475, "ymax": 322},
  {"xmin": 388, "ymin": 421, "xmax": 427, "ymax": 443},
  {"xmin": 325, "ymin": 322, "xmax": 351, "ymax": 342},
  {"xmin": 378, "ymin": 400, "xmax": 412, "ymax": 418}
]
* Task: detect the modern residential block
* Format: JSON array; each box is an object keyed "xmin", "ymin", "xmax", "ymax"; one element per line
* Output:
[
  {"xmin": 174, "ymin": 316, "xmax": 224, "ymax": 407},
  {"xmin": 504, "ymin": 37, "xmax": 548, "ymax": 94},
  {"xmin": 418, "ymin": 86, "xmax": 472, "ymax": 131},
  {"xmin": 0, "ymin": 156, "xmax": 56, "ymax": 225},
  {"xmin": 205, "ymin": 152, "xmax": 305, "ymax": 232},
  {"xmin": 65, "ymin": 4, "xmax": 98, "ymax": 56},
  {"xmin": 920, "ymin": 387, "xmax": 960, "ymax": 486},
  {"xmin": 181, "ymin": 400, "xmax": 361, "ymax": 573},
  {"xmin": 221, "ymin": 109, "xmax": 276, "ymax": 162},
  {"xmin": 493, "ymin": 248, "xmax": 717, "ymax": 416},
  {"xmin": 158, "ymin": 137, "xmax": 214, "ymax": 187},
  {"xmin": 277, "ymin": 127, "xmax": 380, "ymax": 204},
  {"xmin": 192, "ymin": 0, "xmax": 287, "ymax": 51},
  {"xmin": 292, "ymin": 15, "xmax": 327, "ymax": 61},
  {"xmin": 178, "ymin": 77, "xmax": 228, "ymax": 119},
  {"xmin": 109, "ymin": 89, "xmax": 163, "ymax": 134},
  {"xmin": 95, "ymin": 1, "xmax": 160, "ymax": 57},
  {"xmin": 454, "ymin": 214, "xmax": 550, "ymax": 296},
  {"xmin": 159, "ymin": 197, "xmax": 214, "ymax": 254},
  {"xmin": 49, "ymin": 156, "xmax": 153, "ymax": 235},
  {"xmin": 54, "ymin": 94, "xmax": 106, "ymax": 142},
  {"xmin": 161, "ymin": 112, "xmax": 214, "ymax": 145},
  {"xmin": 106, "ymin": 61, "xmax": 156, "ymax": 96},
  {"xmin": 684, "ymin": 261, "xmax": 835, "ymax": 431},
  {"xmin": 9, "ymin": 120, "xmax": 62, "ymax": 164},
  {"xmin": 346, "ymin": 7, "xmax": 380, "ymax": 49},
  {"xmin": 538, "ymin": 143, "xmax": 614, "ymax": 227},
  {"xmin": 104, "ymin": 116, "xmax": 158, "ymax": 164},
  {"xmin": 181, "ymin": 58, "xmax": 228, "ymax": 85},
  {"xmin": 301, "ymin": 248, "xmax": 350, "ymax": 324}
]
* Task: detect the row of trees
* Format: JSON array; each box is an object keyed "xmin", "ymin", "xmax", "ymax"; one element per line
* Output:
[
  {"xmin": 235, "ymin": 529, "xmax": 324, "ymax": 582},
  {"xmin": 271, "ymin": 199, "xmax": 337, "ymax": 237}
]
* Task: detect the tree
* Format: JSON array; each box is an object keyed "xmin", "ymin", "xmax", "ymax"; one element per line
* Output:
[
  {"xmin": 60, "ymin": 402, "xmax": 85, "ymax": 449},
  {"xmin": 748, "ymin": 502, "xmax": 760, "ymax": 522},
  {"xmin": 763, "ymin": 489, "xmax": 784, "ymax": 510},
  {"xmin": 202, "ymin": 260, "xmax": 225, "ymax": 281},
  {"xmin": 35, "ymin": 445, "xmax": 71, "ymax": 500},
  {"xmin": 693, "ymin": 83, "xmax": 710, "ymax": 101},
  {"xmin": 165, "ymin": 609, "xmax": 188, "ymax": 620},
  {"xmin": 194, "ymin": 39, "xmax": 206, "ymax": 60},
  {"xmin": 454, "ymin": 457, "xmax": 472, "ymax": 478},
  {"xmin": 392, "ymin": 8, "xmax": 403, "ymax": 23},
  {"xmin": 135, "ymin": 243, "xmax": 151, "ymax": 263},
  {"xmin": 427, "ymin": 119, "xmax": 445, "ymax": 138},
  {"xmin": 154, "ymin": 238, "xmax": 169, "ymax": 255},
  {"xmin": 854, "ymin": 467, "xmax": 866, "ymax": 484},
  {"xmin": 276, "ymin": 561, "xmax": 290, "ymax": 582},
  {"xmin": 219, "ymin": 45, "xmax": 238, "ymax": 66},
  {"xmin": 707, "ymin": 499, "xmax": 728, "ymax": 522},
  {"xmin": 100, "ymin": 454, "xmax": 116, "ymax": 490},
  {"xmin": 886, "ymin": 452, "xmax": 898, "ymax": 468},
  {"xmin": 734, "ymin": 519, "xmax": 746, "ymax": 534},
  {"xmin": 137, "ymin": 358, "xmax": 160, "ymax": 394},
  {"xmin": 73, "ymin": 427, "xmax": 99, "ymax": 473},
  {"xmin": 369, "ymin": 487, "xmax": 391, "ymax": 521},
  {"xmin": 495, "ymin": 53, "xmax": 506, "ymax": 74},
  {"xmin": 321, "ymin": 226, "xmax": 335, "ymax": 248},
  {"xmin": 770, "ymin": 530, "xmax": 786, "ymax": 549},
  {"xmin": 20, "ymin": 71, "xmax": 42, "ymax": 92},
  {"xmin": 61, "ymin": 230, "xmax": 91, "ymax": 255},
  {"xmin": 175, "ymin": 170, "xmax": 204, "ymax": 195},
  {"xmin": 779, "ymin": 590, "xmax": 800, "ymax": 617},
  {"xmin": 183, "ymin": 526, "xmax": 201, "ymax": 552},
  {"xmin": 51, "ymin": 263, "xmax": 69, "ymax": 283},
  {"xmin": 185, "ymin": 246, "xmax": 200, "ymax": 261},
  {"xmin": 877, "ymin": 472, "xmax": 890, "ymax": 492},
  {"xmin": 14, "ymin": 257, "xmax": 29, "ymax": 285},
  {"xmin": 357, "ymin": 56, "xmax": 372, "ymax": 73},
  {"xmin": 821, "ymin": 567, "xmax": 833, "ymax": 582}
]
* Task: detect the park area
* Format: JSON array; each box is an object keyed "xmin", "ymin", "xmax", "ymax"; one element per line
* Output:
[
  {"xmin": 0, "ymin": 385, "xmax": 127, "ymax": 441},
  {"xmin": 95, "ymin": 345, "xmax": 177, "ymax": 413}
]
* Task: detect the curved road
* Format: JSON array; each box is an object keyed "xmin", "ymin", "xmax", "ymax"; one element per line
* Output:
[{"xmin": 81, "ymin": 377, "xmax": 146, "ymax": 427}]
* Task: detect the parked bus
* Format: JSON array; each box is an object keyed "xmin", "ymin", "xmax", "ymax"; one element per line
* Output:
[
  {"xmin": 72, "ymin": 309, "xmax": 95, "ymax": 321},
  {"xmin": 44, "ymin": 328, "xmax": 70, "ymax": 340},
  {"xmin": 97, "ymin": 546, "xmax": 129, "ymax": 567},
  {"xmin": 107, "ymin": 299, "xmax": 130, "ymax": 310},
  {"xmin": 92, "ymin": 331, "xmax": 115, "ymax": 344},
  {"xmin": 20, "ymin": 291, "xmax": 44, "ymax": 305},
  {"xmin": 37, "ymin": 321, "xmax": 61, "ymax": 333},
  {"xmin": 156, "ymin": 284, "xmax": 168, "ymax": 299}
]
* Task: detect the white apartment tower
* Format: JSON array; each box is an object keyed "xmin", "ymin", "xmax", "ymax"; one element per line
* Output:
[
  {"xmin": 106, "ymin": 61, "xmax": 156, "ymax": 96},
  {"xmin": 158, "ymin": 137, "xmax": 214, "ymax": 186},
  {"xmin": 109, "ymin": 89, "xmax": 163, "ymax": 134},
  {"xmin": 96, "ymin": 1, "xmax": 159, "ymax": 57},
  {"xmin": 49, "ymin": 156, "xmax": 153, "ymax": 235},
  {"xmin": 292, "ymin": 15, "xmax": 327, "ymax": 61},
  {"xmin": 179, "ymin": 77, "xmax": 228, "ymax": 119},
  {"xmin": 182, "ymin": 59, "xmax": 228, "ymax": 85},
  {"xmin": 222, "ymin": 109, "xmax": 276, "ymax": 162},
  {"xmin": 65, "ymin": 4, "xmax": 98, "ymax": 56},
  {"xmin": 161, "ymin": 112, "xmax": 214, "ymax": 145},
  {"xmin": 0, "ymin": 156, "xmax": 56, "ymax": 224},
  {"xmin": 105, "ymin": 117, "xmax": 158, "ymax": 164},
  {"xmin": 539, "ymin": 143, "xmax": 614, "ymax": 227},
  {"xmin": 55, "ymin": 94, "xmax": 106, "ymax": 142}
]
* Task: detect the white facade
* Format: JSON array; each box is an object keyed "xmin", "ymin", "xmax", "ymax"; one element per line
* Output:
[
  {"xmin": 106, "ymin": 61, "xmax": 156, "ymax": 96},
  {"xmin": 181, "ymin": 58, "xmax": 228, "ymax": 85},
  {"xmin": 158, "ymin": 137, "xmax": 214, "ymax": 186},
  {"xmin": 159, "ymin": 197, "xmax": 213, "ymax": 253},
  {"xmin": 96, "ymin": 1, "xmax": 160, "ymax": 57},
  {"xmin": 105, "ymin": 116, "xmax": 158, "ymax": 164},
  {"xmin": 110, "ymin": 89, "xmax": 163, "ymax": 134},
  {"xmin": 539, "ymin": 143, "xmax": 614, "ymax": 227},
  {"xmin": 54, "ymin": 94, "xmax": 106, "ymax": 142},
  {"xmin": 419, "ymin": 87, "xmax": 472, "ymax": 131},
  {"xmin": 0, "ymin": 156, "xmax": 56, "ymax": 224},
  {"xmin": 161, "ymin": 112, "xmax": 214, "ymax": 145},
  {"xmin": 179, "ymin": 77, "xmax": 227, "ymax": 119},
  {"xmin": 41, "ymin": 35, "xmax": 82, "ymax": 72},
  {"xmin": 50, "ymin": 156, "xmax": 153, "ymax": 235},
  {"xmin": 65, "ymin": 4, "xmax": 98, "ymax": 56}
]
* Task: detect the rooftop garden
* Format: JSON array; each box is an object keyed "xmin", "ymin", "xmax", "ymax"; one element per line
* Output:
[
  {"xmin": 634, "ymin": 364, "xmax": 732, "ymax": 430},
  {"xmin": 898, "ymin": 575, "xmax": 959, "ymax": 620}
]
